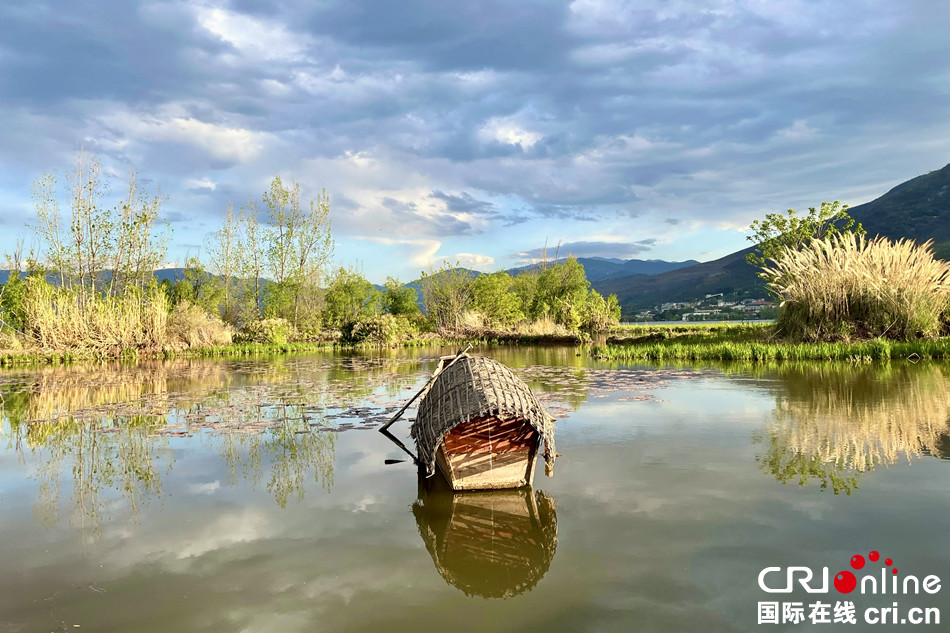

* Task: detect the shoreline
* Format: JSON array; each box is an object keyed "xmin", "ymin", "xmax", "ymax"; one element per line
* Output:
[{"xmin": 3, "ymin": 323, "xmax": 950, "ymax": 367}]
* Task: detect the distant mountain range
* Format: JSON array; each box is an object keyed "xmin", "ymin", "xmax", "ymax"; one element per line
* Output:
[
  {"xmin": 505, "ymin": 257, "xmax": 697, "ymax": 282},
  {"xmin": 0, "ymin": 268, "xmax": 192, "ymax": 287}
]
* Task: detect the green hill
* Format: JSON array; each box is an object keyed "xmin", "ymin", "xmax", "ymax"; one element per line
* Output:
[
  {"xmin": 592, "ymin": 247, "xmax": 762, "ymax": 313},
  {"xmin": 848, "ymin": 163, "xmax": 950, "ymax": 258}
]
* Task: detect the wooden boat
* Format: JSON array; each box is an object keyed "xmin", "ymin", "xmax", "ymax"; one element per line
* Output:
[{"xmin": 410, "ymin": 353, "xmax": 556, "ymax": 491}]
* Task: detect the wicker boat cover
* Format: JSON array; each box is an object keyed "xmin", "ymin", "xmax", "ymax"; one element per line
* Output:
[{"xmin": 411, "ymin": 355, "xmax": 556, "ymax": 478}]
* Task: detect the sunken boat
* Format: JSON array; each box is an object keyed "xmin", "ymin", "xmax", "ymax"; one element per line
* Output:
[{"xmin": 410, "ymin": 353, "xmax": 556, "ymax": 491}]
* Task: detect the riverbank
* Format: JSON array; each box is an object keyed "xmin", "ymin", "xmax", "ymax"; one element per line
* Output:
[{"xmin": 4, "ymin": 320, "xmax": 950, "ymax": 366}]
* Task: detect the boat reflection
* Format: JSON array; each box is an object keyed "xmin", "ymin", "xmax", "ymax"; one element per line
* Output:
[{"xmin": 412, "ymin": 478, "xmax": 558, "ymax": 598}]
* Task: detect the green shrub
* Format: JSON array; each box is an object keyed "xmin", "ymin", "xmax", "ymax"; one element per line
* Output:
[
  {"xmin": 242, "ymin": 317, "xmax": 295, "ymax": 344},
  {"xmin": 342, "ymin": 314, "xmax": 420, "ymax": 344}
]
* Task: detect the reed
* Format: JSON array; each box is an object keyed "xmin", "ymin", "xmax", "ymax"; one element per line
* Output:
[
  {"xmin": 22, "ymin": 279, "xmax": 169, "ymax": 351},
  {"xmin": 762, "ymin": 234, "xmax": 950, "ymax": 341}
]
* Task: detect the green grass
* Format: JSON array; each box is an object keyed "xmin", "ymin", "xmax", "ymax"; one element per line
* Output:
[{"xmin": 592, "ymin": 337, "xmax": 950, "ymax": 362}]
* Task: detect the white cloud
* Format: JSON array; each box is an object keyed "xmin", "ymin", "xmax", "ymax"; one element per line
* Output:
[
  {"xmin": 195, "ymin": 6, "xmax": 308, "ymax": 62},
  {"xmin": 99, "ymin": 104, "xmax": 273, "ymax": 163},
  {"xmin": 451, "ymin": 253, "xmax": 495, "ymax": 270},
  {"xmin": 353, "ymin": 236, "xmax": 441, "ymax": 267},
  {"xmin": 776, "ymin": 119, "xmax": 818, "ymax": 142},
  {"xmin": 479, "ymin": 117, "xmax": 542, "ymax": 148},
  {"xmin": 185, "ymin": 177, "xmax": 216, "ymax": 191},
  {"xmin": 186, "ymin": 480, "xmax": 221, "ymax": 494}
]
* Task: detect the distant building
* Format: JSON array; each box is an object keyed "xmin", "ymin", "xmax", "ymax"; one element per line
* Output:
[{"xmin": 739, "ymin": 300, "xmax": 774, "ymax": 313}]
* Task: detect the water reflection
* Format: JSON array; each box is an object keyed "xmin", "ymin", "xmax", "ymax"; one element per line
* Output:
[
  {"xmin": 754, "ymin": 363, "xmax": 950, "ymax": 494},
  {"xmin": 413, "ymin": 479, "xmax": 558, "ymax": 598},
  {"xmin": 0, "ymin": 359, "xmax": 361, "ymax": 530}
]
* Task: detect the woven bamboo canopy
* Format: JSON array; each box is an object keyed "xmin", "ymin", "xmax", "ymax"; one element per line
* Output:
[{"xmin": 410, "ymin": 355, "xmax": 556, "ymax": 478}]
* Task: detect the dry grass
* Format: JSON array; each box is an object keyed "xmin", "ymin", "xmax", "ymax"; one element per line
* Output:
[
  {"xmin": 22, "ymin": 279, "xmax": 169, "ymax": 351},
  {"xmin": 513, "ymin": 317, "xmax": 573, "ymax": 337},
  {"xmin": 167, "ymin": 302, "xmax": 233, "ymax": 349},
  {"xmin": 0, "ymin": 329, "xmax": 22, "ymax": 351},
  {"xmin": 762, "ymin": 234, "xmax": 950, "ymax": 341}
]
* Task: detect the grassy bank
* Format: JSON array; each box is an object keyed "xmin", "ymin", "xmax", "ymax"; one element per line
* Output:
[{"xmin": 593, "ymin": 337, "xmax": 950, "ymax": 362}]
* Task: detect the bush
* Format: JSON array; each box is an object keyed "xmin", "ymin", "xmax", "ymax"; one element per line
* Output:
[
  {"xmin": 342, "ymin": 314, "xmax": 422, "ymax": 344},
  {"xmin": 763, "ymin": 235, "xmax": 950, "ymax": 341},
  {"xmin": 167, "ymin": 302, "xmax": 233, "ymax": 348},
  {"xmin": 242, "ymin": 317, "xmax": 295, "ymax": 344}
]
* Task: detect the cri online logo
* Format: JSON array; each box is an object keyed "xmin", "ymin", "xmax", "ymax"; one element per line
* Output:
[{"xmin": 759, "ymin": 552, "xmax": 941, "ymax": 595}]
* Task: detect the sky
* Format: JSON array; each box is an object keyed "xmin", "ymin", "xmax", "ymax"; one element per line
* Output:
[{"xmin": 0, "ymin": 0, "xmax": 948, "ymax": 284}]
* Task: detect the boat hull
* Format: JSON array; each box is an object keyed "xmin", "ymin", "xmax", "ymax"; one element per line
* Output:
[{"xmin": 434, "ymin": 414, "xmax": 540, "ymax": 490}]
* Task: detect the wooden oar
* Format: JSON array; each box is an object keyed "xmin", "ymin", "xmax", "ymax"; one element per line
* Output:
[
  {"xmin": 378, "ymin": 344, "xmax": 472, "ymax": 465},
  {"xmin": 379, "ymin": 344, "xmax": 471, "ymax": 433}
]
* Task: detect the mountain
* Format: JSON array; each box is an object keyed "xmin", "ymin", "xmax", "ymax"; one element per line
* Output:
[
  {"xmin": 848, "ymin": 163, "xmax": 950, "ymax": 258},
  {"xmin": 592, "ymin": 247, "xmax": 761, "ymax": 312},
  {"xmin": 506, "ymin": 257, "xmax": 697, "ymax": 283}
]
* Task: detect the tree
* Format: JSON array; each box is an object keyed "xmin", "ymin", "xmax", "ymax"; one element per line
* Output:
[
  {"xmin": 0, "ymin": 241, "xmax": 29, "ymax": 331},
  {"xmin": 206, "ymin": 203, "xmax": 241, "ymax": 324},
  {"xmin": 418, "ymin": 262, "xmax": 474, "ymax": 332},
  {"xmin": 29, "ymin": 154, "xmax": 169, "ymax": 297},
  {"xmin": 382, "ymin": 277, "xmax": 419, "ymax": 315},
  {"xmin": 533, "ymin": 257, "xmax": 590, "ymax": 329},
  {"xmin": 107, "ymin": 168, "xmax": 168, "ymax": 296},
  {"xmin": 582, "ymin": 290, "xmax": 621, "ymax": 331},
  {"xmin": 261, "ymin": 177, "xmax": 333, "ymax": 328},
  {"xmin": 471, "ymin": 271, "xmax": 524, "ymax": 327},
  {"xmin": 323, "ymin": 266, "xmax": 378, "ymax": 329},
  {"xmin": 745, "ymin": 201, "xmax": 865, "ymax": 268},
  {"xmin": 511, "ymin": 268, "xmax": 539, "ymax": 318},
  {"xmin": 172, "ymin": 256, "xmax": 223, "ymax": 313},
  {"xmin": 236, "ymin": 200, "xmax": 265, "ymax": 323}
]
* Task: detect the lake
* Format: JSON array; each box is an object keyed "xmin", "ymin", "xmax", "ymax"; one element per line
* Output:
[{"xmin": 2, "ymin": 346, "xmax": 949, "ymax": 632}]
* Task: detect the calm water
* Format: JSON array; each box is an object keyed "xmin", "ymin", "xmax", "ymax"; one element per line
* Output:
[{"xmin": 2, "ymin": 347, "xmax": 950, "ymax": 632}]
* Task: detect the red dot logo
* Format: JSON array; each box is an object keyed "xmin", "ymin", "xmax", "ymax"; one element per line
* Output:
[
  {"xmin": 869, "ymin": 551, "xmax": 880, "ymax": 562},
  {"xmin": 834, "ymin": 571, "xmax": 857, "ymax": 593},
  {"xmin": 892, "ymin": 569, "xmax": 898, "ymax": 575},
  {"xmin": 885, "ymin": 558, "xmax": 893, "ymax": 566},
  {"xmin": 850, "ymin": 555, "xmax": 865, "ymax": 570}
]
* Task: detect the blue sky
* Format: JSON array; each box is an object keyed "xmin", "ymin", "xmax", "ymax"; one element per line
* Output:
[{"xmin": 1, "ymin": 0, "xmax": 948, "ymax": 283}]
